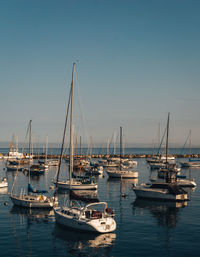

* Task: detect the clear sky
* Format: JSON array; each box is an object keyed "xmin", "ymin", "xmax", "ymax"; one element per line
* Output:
[{"xmin": 0, "ymin": 0, "xmax": 200, "ymax": 147}]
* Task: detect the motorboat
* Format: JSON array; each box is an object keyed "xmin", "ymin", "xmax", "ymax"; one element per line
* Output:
[
  {"xmin": 180, "ymin": 159, "xmax": 200, "ymax": 168},
  {"xmin": 133, "ymin": 181, "xmax": 188, "ymax": 201},
  {"xmin": 54, "ymin": 202, "xmax": 116, "ymax": 233},
  {"xmin": 3, "ymin": 149, "xmax": 24, "ymax": 160}
]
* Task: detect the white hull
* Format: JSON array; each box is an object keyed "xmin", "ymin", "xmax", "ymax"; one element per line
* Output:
[
  {"xmin": 180, "ymin": 162, "xmax": 200, "ymax": 168},
  {"xmin": 176, "ymin": 179, "xmax": 196, "ymax": 188},
  {"xmin": 133, "ymin": 188, "xmax": 188, "ymax": 201},
  {"xmin": 57, "ymin": 180, "xmax": 98, "ymax": 190},
  {"xmin": 106, "ymin": 170, "xmax": 138, "ymax": 178},
  {"xmin": 10, "ymin": 195, "xmax": 56, "ymax": 208},
  {"xmin": 54, "ymin": 207, "xmax": 116, "ymax": 233}
]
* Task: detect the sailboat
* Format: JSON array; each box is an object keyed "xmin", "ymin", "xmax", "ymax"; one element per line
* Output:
[
  {"xmin": 106, "ymin": 127, "xmax": 138, "ymax": 178},
  {"xmin": 54, "ymin": 201, "xmax": 116, "ymax": 233},
  {"xmin": 55, "ymin": 63, "xmax": 97, "ymax": 191},
  {"xmin": 133, "ymin": 113, "xmax": 189, "ymax": 201},
  {"xmin": 179, "ymin": 130, "xmax": 200, "ymax": 168},
  {"xmin": 10, "ymin": 120, "xmax": 58, "ymax": 208},
  {"xmin": 54, "ymin": 63, "xmax": 116, "ymax": 233}
]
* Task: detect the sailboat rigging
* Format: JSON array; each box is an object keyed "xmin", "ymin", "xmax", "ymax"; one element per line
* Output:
[
  {"xmin": 55, "ymin": 63, "xmax": 97, "ymax": 190},
  {"xmin": 54, "ymin": 63, "xmax": 116, "ymax": 233}
]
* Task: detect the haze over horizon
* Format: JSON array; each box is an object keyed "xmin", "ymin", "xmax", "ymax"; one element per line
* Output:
[{"xmin": 1, "ymin": 0, "xmax": 200, "ymax": 147}]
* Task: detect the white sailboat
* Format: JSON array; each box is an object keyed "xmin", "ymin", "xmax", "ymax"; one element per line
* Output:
[
  {"xmin": 54, "ymin": 201, "xmax": 116, "ymax": 233},
  {"xmin": 106, "ymin": 127, "xmax": 138, "ymax": 179},
  {"xmin": 10, "ymin": 120, "xmax": 58, "ymax": 208},
  {"xmin": 55, "ymin": 63, "xmax": 97, "ymax": 191},
  {"xmin": 54, "ymin": 63, "xmax": 116, "ymax": 233},
  {"xmin": 179, "ymin": 130, "xmax": 200, "ymax": 167}
]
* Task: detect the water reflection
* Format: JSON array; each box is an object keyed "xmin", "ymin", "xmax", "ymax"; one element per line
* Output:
[
  {"xmin": 10, "ymin": 205, "xmax": 54, "ymax": 224},
  {"xmin": 69, "ymin": 189, "xmax": 99, "ymax": 202},
  {"xmin": 133, "ymin": 198, "xmax": 187, "ymax": 228},
  {"xmin": 53, "ymin": 224, "xmax": 116, "ymax": 256}
]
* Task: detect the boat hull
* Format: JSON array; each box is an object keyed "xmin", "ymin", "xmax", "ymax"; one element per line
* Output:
[
  {"xmin": 10, "ymin": 195, "xmax": 55, "ymax": 208},
  {"xmin": 180, "ymin": 162, "xmax": 200, "ymax": 168},
  {"xmin": 56, "ymin": 181, "xmax": 98, "ymax": 190},
  {"xmin": 133, "ymin": 188, "xmax": 188, "ymax": 201},
  {"xmin": 106, "ymin": 170, "xmax": 138, "ymax": 178}
]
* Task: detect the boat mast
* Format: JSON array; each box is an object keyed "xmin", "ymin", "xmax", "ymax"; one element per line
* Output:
[
  {"xmin": 120, "ymin": 126, "xmax": 122, "ymax": 171},
  {"xmin": 28, "ymin": 120, "xmax": 32, "ymax": 185},
  {"xmin": 69, "ymin": 63, "xmax": 75, "ymax": 184},
  {"xmin": 80, "ymin": 136, "xmax": 82, "ymax": 156},
  {"xmin": 165, "ymin": 113, "xmax": 170, "ymax": 165},
  {"xmin": 189, "ymin": 129, "xmax": 192, "ymax": 157},
  {"xmin": 45, "ymin": 135, "xmax": 48, "ymax": 164}
]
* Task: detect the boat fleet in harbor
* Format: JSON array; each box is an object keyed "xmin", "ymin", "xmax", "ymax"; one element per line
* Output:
[{"xmin": 0, "ymin": 64, "xmax": 199, "ymax": 235}]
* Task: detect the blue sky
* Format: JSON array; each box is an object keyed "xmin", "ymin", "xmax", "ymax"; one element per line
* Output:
[{"xmin": 0, "ymin": 0, "xmax": 200, "ymax": 147}]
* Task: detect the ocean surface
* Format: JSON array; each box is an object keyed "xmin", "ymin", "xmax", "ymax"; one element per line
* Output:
[{"xmin": 0, "ymin": 148, "xmax": 200, "ymax": 257}]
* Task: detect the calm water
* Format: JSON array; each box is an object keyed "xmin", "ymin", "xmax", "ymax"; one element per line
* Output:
[{"xmin": 0, "ymin": 149, "xmax": 200, "ymax": 257}]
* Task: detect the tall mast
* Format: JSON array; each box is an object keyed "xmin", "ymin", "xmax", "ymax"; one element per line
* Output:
[
  {"xmin": 189, "ymin": 129, "xmax": 192, "ymax": 156},
  {"xmin": 113, "ymin": 131, "xmax": 116, "ymax": 155},
  {"xmin": 120, "ymin": 126, "xmax": 122, "ymax": 170},
  {"xmin": 45, "ymin": 135, "xmax": 48, "ymax": 164},
  {"xmin": 16, "ymin": 136, "xmax": 18, "ymax": 151},
  {"xmin": 158, "ymin": 123, "xmax": 160, "ymax": 150},
  {"xmin": 165, "ymin": 113, "xmax": 170, "ymax": 164},
  {"xmin": 29, "ymin": 120, "xmax": 32, "ymax": 184},
  {"xmin": 69, "ymin": 63, "xmax": 75, "ymax": 184},
  {"xmin": 79, "ymin": 136, "xmax": 82, "ymax": 156},
  {"xmin": 106, "ymin": 138, "xmax": 110, "ymax": 156}
]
